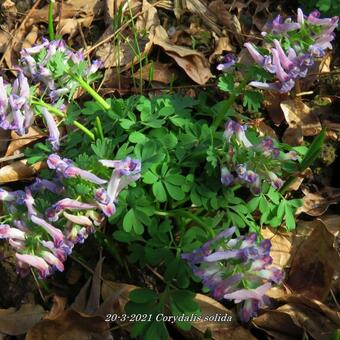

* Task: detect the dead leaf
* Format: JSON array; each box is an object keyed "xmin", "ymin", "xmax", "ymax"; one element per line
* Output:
[
  {"xmin": 152, "ymin": 25, "xmax": 212, "ymax": 85},
  {"xmin": 57, "ymin": 17, "xmax": 93, "ymax": 38},
  {"xmin": 280, "ymin": 99, "xmax": 322, "ymax": 145},
  {"xmin": 134, "ymin": 62, "xmax": 176, "ymax": 84},
  {"xmin": 27, "ymin": 258, "xmax": 112, "ymax": 340},
  {"xmin": 209, "ymin": 37, "xmax": 235, "ymax": 63},
  {"xmin": 25, "ymin": 309, "xmax": 109, "ymax": 340},
  {"xmin": 263, "ymin": 91, "xmax": 288, "ymax": 125},
  {"xmin": 287, "ymin": 221, "xmax": 340, "ymax": 300},
  {"xmin": 254, "ymin": 294, "xmax": 340, "ymax": 340},
  {"xmin": 297, "ymin": 186, "xmax": 340, "ymax": 216},
  {"xmin": 0, "ymin": 160, "xmax": 46, "ymax": 183},
  {"xmin": 0, "ymin": 304, "xmax": 45, "ymax": 336},
  {"xmin": 251, "ymin": 119, "xmax": 277, "ymax": 139},
  {"xmin": 261, "ymin": 228, "xmax": 292, "ymax": 268},
  {"xmin": 189, "ymin": 294, "xmax": 256, "ymax": 340},
  {"xmin": 5, "ymin": 127, "xmax": 44, "ymax": 157}
]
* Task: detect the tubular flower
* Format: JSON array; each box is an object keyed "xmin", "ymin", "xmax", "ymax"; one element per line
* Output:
[
  {"xmin": 15, "ymin": 253, "xmax": 51, "ymax": 278},
  {"xmin": 42, "ymin": 108, "xmax": 60, "ymax": 151},
  {"xmin": 20, "ymin": 38, "xmax": 103, "ymax": 102},
  {"xmin": 220, "ymin": 120, "xmax": 297, "ymax": 194},
  {"xmin": 216, "ymin": 54, "xmax": 236, "ymax": 71},
  {"xmin": 182, "ymin": 228, "xmax": 283, "ymax": 322},
  {"xmin": 244, "ymin": 9, "xmax": 338, "ymax": 93}
]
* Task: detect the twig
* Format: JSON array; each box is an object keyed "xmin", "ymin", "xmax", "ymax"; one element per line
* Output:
[
  {"xmin": 0, "ymin": 0, "xmax": 42, "ymax": 67},
  {"xmin": 31, "ymin": 268, "xmax": 46, "ymax": 304},
  {"xmin": 330, "ymin": 288, "xmax": 340, "ymax": 311},
  {"xmin": 84, "ymin": 1, "xmax": 163, "ymax": 56},
  {"xmin": 0, "ymin": 153, "xmax": 25, "ymax": 163}
]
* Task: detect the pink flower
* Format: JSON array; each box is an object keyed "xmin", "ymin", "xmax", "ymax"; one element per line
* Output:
[
  {"xmin": 31, "ymin": 215, "xmax": 65, "ymax": 246},
  {"xmin": 15, "ymin": 253, "xmax": 51, "ymax": 278}
]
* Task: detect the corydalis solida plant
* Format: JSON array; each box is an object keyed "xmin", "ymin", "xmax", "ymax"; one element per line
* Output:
[
  {"xmin": 182, "ymin": 226, "xmax": 283, "ymax": 322},
  {"xmin": 0, "ymin": 155, "xmax": 141, "ymax": 278},
  {"xmin": 220, "ymin": 120, "xmax": 297, "ymax": 194}
]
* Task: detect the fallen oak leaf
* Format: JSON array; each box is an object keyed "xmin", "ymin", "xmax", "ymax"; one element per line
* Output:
[
  {"xmin": 280, "ymin": 99, "xmax": 322, "ymax": 145},
  {"xmin": 0, "ymin": 304, "xmax": 45, "ymax": 336},
  {"xmin": 253, "ymin": 294, "xmax": 340, "ymax": 340},
  {"xmin": 5, "ymin": 127, "xmax": 45, "ymax": 157},
  {"xmin": 152, "ymin": 25, "xmax": 212, "ymax": 85},
  {"xmin": 0, "ymin": 160, "xmax": 46, "ymax": 184},
  {"xmin": 287, "ymin": 220, "xmax": 340, "ymax": 301}
]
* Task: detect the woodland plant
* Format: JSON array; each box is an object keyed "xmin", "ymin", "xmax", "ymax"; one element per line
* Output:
[{"xmin": 0, "ymin": 7, "xmax": 337, "ymax": 339}]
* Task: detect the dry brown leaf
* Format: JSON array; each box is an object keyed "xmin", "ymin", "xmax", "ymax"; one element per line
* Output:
[
  {"xmin": 280, "ymin": 99, "xmax": 322, "ymax": 145},
  {"xmin": 251, "ymin": 119, "xmax": 277, "ymax": 139},
  {"xmin": 208, "ymin": 0, "xmax": 232, "ymax": 26},
  {"xmin": 189, "ymin": 294, "xmax": 256, "ymax": 340},
  {"xmin": 0, "ymin": 160, "xmax": 46, "ymax": 183},
  {"xmin": 263, "ymin": 92, "xmax": 288, "ymax": 125},
  {"xmin": 134, "ymin": 62, "xmax": 176, "ymax": 84},
  {"xmin": 57, "ymin": 17, "xmax": 93, "ymax": 38},
  {"xmin": 0, "ymin": 31, "xmax": 12, "ymax": 53},
  {"xmin": 261, "ymin": 228, "xmax": 292, "ymax": 268},
  {"xmin": 253, "ymin": 294, "xmax": 340, "ymax": 340},
  {"xmin": 152, "ymin": 25, "xmax": 212, "ymax": 85},
  {"xmin": 297, "ymin": 186, "xmax": 340, "ymax": 216},
  {"xmin": 209, "ymin": 37, "xmax": 235, "ymax": 63},
  {"xmin": 25, "ymin": 309, "xmax": 109, "ymax": 340},
  {"xmin": 5, "ymin": 127, "xmax": 44, "ymax": 157},
  {"xmin": 287, "ymin": 221, "xmax": 340, "ymax": 300},
  {"xmin": 0, "ymin": 304, "xmax": 45, "ymax": 336}
]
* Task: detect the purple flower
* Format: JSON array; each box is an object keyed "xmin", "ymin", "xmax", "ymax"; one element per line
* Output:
[
  {"xmin": 217, "ymin": 54, "xmax": 236, "ymax": 71},
  {"xmin": 24, "ymin": 188, "xmax": 37, "ymax": 217},
  {"xmin": 182, "ymin": 229, "xmax": 283, "ymax": 322},
  {"xmin": 42, "ymin": 108, "xmax": 60, "ymax": 151},
  {"xmin": 267, "ymin": 171, "xmax": 284, "ymax": 189},
  {"xmin": 63, "ymin": 166, "xmax": 107, "ymax": 185},
  {"xmin": 16, "ymin": 253, "xmax": 51, "ymax": 278},
  {"xmin": 221, "ymin": 167, "xmax": 234, "ymax": 186},
  {"xmin": 244, "ymin": 43, "xmax": 276, "ymax": 73},
  {"xmin": 53, "ymin": 198, "xmax": 96, "ymax": 212},
  {"xmin": 31, "ymin": 215, "xmax": 65, "ymax": 246},
  {"xmin": 0, "ymin": 224, "xmax": 26, "ymax": 240},
  {"xmin": 271, "ymin": 15, "xmax": 300, "ymax": 34},
  {"xmin": 41, "ymin": 250, "xmax": 64, "ymax": 272},
  {"xmin": 86, "ymin": 59, "xmax": 104, "ymax": 75}
]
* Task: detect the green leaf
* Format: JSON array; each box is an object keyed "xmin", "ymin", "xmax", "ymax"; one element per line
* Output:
[
  {"xmin": 123, "ymin": 209, "xmax": 144, "ymax": 234},
  {"xmin": 248, "ymin": 196, "xmax": 260, "ymax": 212},
  {"xmin": 152, "ymin": 181, "xmax": 167, "ymax": 202},
  {"xmin": 218, "ymin": 73, "xmax": 235, "ymax": 93},
  {"xmin": 243, "ymin": 90, "xmax": 262, "ymax": 112},
  {"xmin": 285, "ymin": 204, "xmax": 296, "ymax": 231},
  {"xmin": 129, "ymin": 131, "xmax": 147, "ymax": 144},
  {"xmin": 143, "ymin": 171, "xmax": 158, "ymax": 184},
  {"xmin": 164, "ymin": 182, "xmax": 185, "ymax": 201},
  {"xmin": 300, "ymin": 129, "xmax": 326, "ymax": 171},
  {"xmin": 129, "ymin": 288, "xmax": 158, "ymax": 303}
]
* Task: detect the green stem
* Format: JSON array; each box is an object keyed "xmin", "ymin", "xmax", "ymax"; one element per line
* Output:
[
  {"xmin": 31, "ymin": 99, "xmax": 95, "ymax": 141},
  {"xmin": 212, "ymin": 79, "xmax": 248, "ymax": 131},
  {"xmin": 72, "ymin": 75, "xmax": 111, "ymax": 111},
  {"xmin": 31, "ymin": 100, "xmax": 65, "ymax": 117},
  {"xmin": 48, "ymin": 0, "xmax": 55, "ymax": 40},
  {"xmin": 73, "ymin": 121, "xmax": 95, "ymax": 140}
]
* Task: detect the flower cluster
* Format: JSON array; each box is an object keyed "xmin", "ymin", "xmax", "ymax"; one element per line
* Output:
[
  {"xmin": 0, "ymin": 72, "xmax": 33, "ymax": 135},
  {"xmin": 221, "ymin": 120, "xmax": 297, "ymax": 194},
  {"xmin": 20, "ymin": 38, "xmax": 103, "ymax": 102},
  {"xmin": 244, "ymin": 9, "xmax": 338, "ymax": 92},
  {"xmin": 182, "ymin": 226, "xmax": 283, "ymax": 322},
  {"xmin": 0, "ymin": 155, "xmax": 141, "ymax": 278}
]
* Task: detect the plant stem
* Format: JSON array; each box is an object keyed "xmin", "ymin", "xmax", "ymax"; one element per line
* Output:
[
  {"xmin": 48, "ymin": 0, "xmax": 55, "ymax": 40},
  {"xmin": 212, "ymin": 79, "xmax": 248, "ymax": 131},
  {"xmin": 31, "ymin": 100, "xmax": 95, "ymax": 141},
  {"xmin": 72, "ymin": 75, "xmax": 111, "ymax": 111},
  {"xmin": 73, "ymin": 121, "xmax": 95, "ymax": 140}
]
